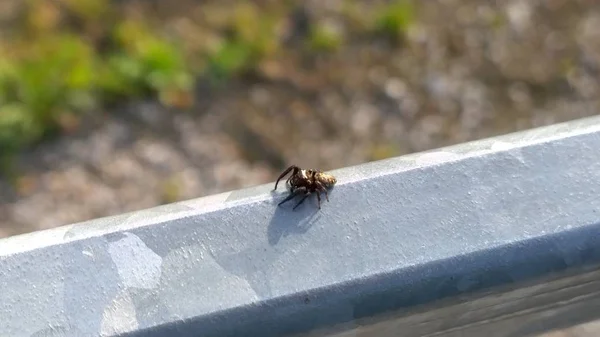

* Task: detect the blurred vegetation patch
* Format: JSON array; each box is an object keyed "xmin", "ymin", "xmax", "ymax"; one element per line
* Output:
[
  {"xmin": 372, "ymin": 0, "xmax": 416, "ymax": 41},
  {"xmin": 0, "ymin": 0, "xmax": 423, "ymax": 174},
  {"xmin": 308, "ymin": 21, "xmax": 344, "ymax": 53},
  {"xmin": 369, "ymin": 143, "xmax": 403, "ymax": 161},
  {"xmin": 160, "ymin": 174, "xmax": 182, "ymax": 204},
  {"xmin": 0, "ymin": 34, "xmax": 96, "ymax": 151},
  {"xmin": 206, "ymin": 2, "xmax": 282, "ymax": 83},
  {"xmin": 0, "ymin": 0, "xmax": 194, "ymax": 167},
  {"xmin": 102, "ymin": 19, "xmax": 194, "ymax": 107}
]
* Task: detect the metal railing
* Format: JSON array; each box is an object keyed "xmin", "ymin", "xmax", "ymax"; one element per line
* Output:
[{"xmin": 3, "ymin": 115, "xmax": 600, "ymax": 337}]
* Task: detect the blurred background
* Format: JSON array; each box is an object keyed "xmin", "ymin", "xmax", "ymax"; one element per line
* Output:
[{"xmin": 0, "ymin": 0, "xmax": 600, "ymax": 335}]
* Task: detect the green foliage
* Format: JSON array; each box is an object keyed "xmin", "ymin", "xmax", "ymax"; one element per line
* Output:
[
  {"xmin": 308, "ymin": 22, "xmax": 344, "ymax": 52},
  {"xmin": 369, "ymin": 143, "xmax": 402, "ymax": 161},
  {"xmin": 0, "ymin": 34, "xmax": 97, "ymax": 153},
  {"xmin": 62, "ymin": 0, "xmax": 111, "ymax": 22},
  {"xmin": 0, "ymin": 0, "xmax": 424, "ymax": 174},
  {"xmin": 0, "ymin": 1, "xmax": 194, "ymax": 164},
  {"xmin": 373, "ymin": 0, "xmax": 416, "ymax": 40},
  {"xmin": 231, "ymin": 2, "xmax": 280, "ymax": 57},
  {"xmin": 205, "ymin": 2, "xmax": 281, "ymax": 82},
  {"xmin": 0, "ymin": 103, "xmax": 39, "ymax": 152},
  {"xmin": 102, "ymin": 20, "xmax": 194, "ymax": 106},
  {"xmin": 207, "ymin": 40, "xmax": 256, "ymax": 81},
  {"xmin": 160, "ymin": 175, "xmax": 182, "ymax": 204}
]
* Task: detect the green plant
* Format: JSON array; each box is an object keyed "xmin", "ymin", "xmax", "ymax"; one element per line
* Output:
[
  {"xmin": 0, "ymin": 34, "xmax": 97, "ymax": 150},
  {"xmin": 102, "ymin": 20, "xmax": 194, "ymax": 107},
  {"xmin": 62, "ymin": 0, "xmax": 111, "ymax": 22},
  {"xmin": 0, "ymin": 1, "xmax": 196, "ymax": 169},
  {"xmin": 369, "ymin": 143, "xmax": 402, "ymax": 161},
  {"xmin": 160, "ymin": 175, "xmax": 182, "ymax": 204},
  {"xmin": 205, "ymin": 2, "xmax": 282, "ymax": 82},
  {"xmin": 308, "ymin": 22, "xmax": 344, "ymax": 52},
  {"xmin": 373, "ymin": 0, "xmax": 416, "ymax": 40},
  {"xmin": 206, "ymin": 40, "xmax": 256, "ymax": 81}
]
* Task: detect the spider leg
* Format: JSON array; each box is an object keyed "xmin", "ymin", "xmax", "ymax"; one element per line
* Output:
[
  {"xmin": 293, "ymin": 190, "xmax": 311, "ymax": 210},
  {"xmin": 278, "ymin": 186, "xmax": 306, "ymax": 206},
  {"xmin": 274, "ymin": 165, "xmax": 299, "ymax": 190},
  {"xmin": 278, "ymin": 189, "xmax": 300, "ymax": 206},
  {"xmin": 315, "ymin": 191, "xmax": 321, "ymax": 209},
  {"xmin": 316, "ymin": 182, "xmax": 329, "ymax": 202}
]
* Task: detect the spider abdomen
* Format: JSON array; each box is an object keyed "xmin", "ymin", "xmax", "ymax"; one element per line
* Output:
[{"xmin": 315, "ymin": 172, "xmax": 337, "ymax": 188}]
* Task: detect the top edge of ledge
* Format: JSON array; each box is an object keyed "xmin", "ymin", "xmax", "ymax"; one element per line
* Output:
[{"xmin": 1, "ymin": 115, "xmax": 600, "ymax": 256}]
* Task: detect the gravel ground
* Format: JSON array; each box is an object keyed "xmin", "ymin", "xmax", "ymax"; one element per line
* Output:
[
  {"xmin": 2, "ymin": 0, "xmax": 600, "ymax": 335},
  {"xmin": 3, "ymin": 0, "xmax": 600, "ymax": 236}
]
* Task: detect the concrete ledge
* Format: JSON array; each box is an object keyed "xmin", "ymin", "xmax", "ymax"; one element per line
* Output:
[{"xmin": 3, "ymin": 115, "xmax": 600, "ymax": 336}]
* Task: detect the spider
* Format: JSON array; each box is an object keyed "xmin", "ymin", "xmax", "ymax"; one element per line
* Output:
[{"xmin": 273, "ymin": 165, "xmax": 337, "ymax": 210}]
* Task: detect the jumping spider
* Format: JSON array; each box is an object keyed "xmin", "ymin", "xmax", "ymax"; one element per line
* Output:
[{"xmin": 273, "ymin": 165, "xmax": 337, "ymax": 210}]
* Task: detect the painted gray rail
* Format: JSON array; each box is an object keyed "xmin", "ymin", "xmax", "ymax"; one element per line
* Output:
[{"xmin": 3, "ymin": 116, "xmax": 600, "ymax": 337}]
